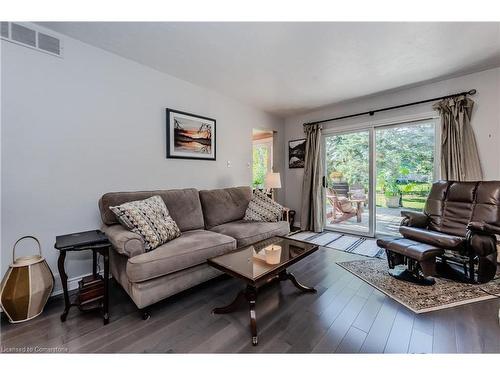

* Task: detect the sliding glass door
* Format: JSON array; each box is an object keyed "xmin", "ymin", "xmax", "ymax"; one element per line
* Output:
[
  {"xmin": 324, "ymin": 130, "xmax": 373, "ymax": 235},
  {"xmin": 375, "ymin": 121, "xmax": 437, "ymax": 236},
  {"xmin": 323, "ymin": 119, "xmax": 438, "ymax": 237}
]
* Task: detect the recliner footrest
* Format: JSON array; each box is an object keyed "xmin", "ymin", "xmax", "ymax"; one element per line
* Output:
[{"xmin": 377, "ymin": 237, "xmax": 444, "ymax": 279}]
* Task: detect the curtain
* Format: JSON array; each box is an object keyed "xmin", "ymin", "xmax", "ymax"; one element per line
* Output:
[
  {"xmin": 300, "ymin": 123, "xmax": 325, "ymax": 232},
  {"xmin": 433, "ymin": 96, "xmax": 483, "ymax": 181}
]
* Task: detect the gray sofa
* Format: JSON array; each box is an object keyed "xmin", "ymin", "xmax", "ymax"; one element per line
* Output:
[{"xmin": 98, "ymin": 186, "xmax": 289, "ymax": 314}]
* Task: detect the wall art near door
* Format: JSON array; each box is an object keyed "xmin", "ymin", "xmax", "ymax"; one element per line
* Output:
[
  {"xmin": 288, "ymin": 138, "xmax": 306, "ymax": 168},
  {"xmin": 166, "ymin": 109, "xmax": 216, "ymax": 160}
]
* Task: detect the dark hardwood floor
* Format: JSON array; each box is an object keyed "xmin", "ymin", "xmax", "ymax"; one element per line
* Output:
[{"xmin": 2, "ymin": 247, "xmax": 499, "ymax": 353}]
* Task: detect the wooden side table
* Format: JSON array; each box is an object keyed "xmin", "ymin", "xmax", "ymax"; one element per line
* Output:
[{"xmin": 54, "ymin": 231, "xmax": 111, "ymax": 325}]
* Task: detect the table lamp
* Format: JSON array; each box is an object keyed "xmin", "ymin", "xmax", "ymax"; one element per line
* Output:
[{"xmin": 264, "ymin": 172, "xmax": 281, "ymax": 200}]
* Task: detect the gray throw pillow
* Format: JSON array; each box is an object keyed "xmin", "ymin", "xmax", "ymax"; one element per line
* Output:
[
  {"xmin": 110, "ymin": 195, "xmax": 181, "ymax": 251},
  {"xmin": 244, "ymin": 190, "xmax": 283, "ymax": 222}
]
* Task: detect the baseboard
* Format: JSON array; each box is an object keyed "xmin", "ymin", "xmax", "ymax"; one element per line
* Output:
[{"xmin": 0, "ymin": 271, "xmax": 107, "ymax": 314}]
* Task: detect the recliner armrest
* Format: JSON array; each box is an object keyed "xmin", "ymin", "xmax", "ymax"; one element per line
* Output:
[
  {"xmin": 467, "ymin": 221, "xmax": 500, "ymax": 236},
  {"xmin": 101, "ymin": 224, "xmax": 145, "ymax": 258},
  {"xmin": 400, "ymin": 211, "xmax": 429, "ymax": 228}
]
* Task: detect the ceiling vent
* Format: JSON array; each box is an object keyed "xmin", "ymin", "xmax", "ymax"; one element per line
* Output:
[
  {"xmin": 0, "ymin": 22, "xmax": 9, "ymax": 38},
  {"xmin": 0, "ymin": 22, "xmax": 63, "ymax": 57},
  {"xmin": 38, "ymin": 32, "xmax": 61, "ymax": 55}
]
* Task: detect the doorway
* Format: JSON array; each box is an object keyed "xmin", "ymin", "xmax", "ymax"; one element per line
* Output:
[
  {"xmin": 323, "ymin": 118, "xmax": 438, "ymax": 237},
  {"xmin": 252, "ymin": 129, "xmax": 274, "ymax": 189},
  {"xmin": 324, "ymin": 129, "xmax": 371, "ymax": 235}
]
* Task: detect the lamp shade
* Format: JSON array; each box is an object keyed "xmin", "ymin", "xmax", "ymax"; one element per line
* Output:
[{"xmin": 264, "ymin": 172, "xmax": 281, "ymax": 189}]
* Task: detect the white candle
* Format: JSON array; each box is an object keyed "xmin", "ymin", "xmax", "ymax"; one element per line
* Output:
[{"xmin": 265, "ymin": 245, "xmax": 281, "ymax": 265}]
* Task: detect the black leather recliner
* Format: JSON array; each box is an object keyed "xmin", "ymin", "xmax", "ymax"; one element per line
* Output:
[{"xmin": 399, "ymin": 180, "xmax": 499, "ymax": 283}]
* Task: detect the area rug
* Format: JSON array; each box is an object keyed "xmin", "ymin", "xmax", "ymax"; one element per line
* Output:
[
  {"xmin": 288, "ymin": 231, "xmax": 385, "ymax": 258},
  {"xmin": 337, "ymin": 258, "xmax": 500, "ymax": 313}
]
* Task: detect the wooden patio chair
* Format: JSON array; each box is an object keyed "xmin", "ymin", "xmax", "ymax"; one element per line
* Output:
[
  {"xmin": 326, "ymin": 188, "xmax": 359, "ymax": 223},
  {"xmin": 348, "ymin": 183, "xmax": 368, "ymax": 208}
]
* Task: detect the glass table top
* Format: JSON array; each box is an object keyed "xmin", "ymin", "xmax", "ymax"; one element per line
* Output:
[{"xmin": 208, "ymin": 236, "xmax": 318, "ymax": 282}]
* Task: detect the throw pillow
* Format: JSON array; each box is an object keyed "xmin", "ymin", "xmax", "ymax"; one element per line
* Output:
[
  {"xmin": 110, "ymin": 195, "xmax": 181, "ymax": 251},
  {"xmin": 244, "ymin": 190, "xmax": 283, "ymax": 222}
]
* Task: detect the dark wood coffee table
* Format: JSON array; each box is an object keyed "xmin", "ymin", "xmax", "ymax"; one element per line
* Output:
[{"xmin": 207, "ymin": 236, "xmax": 319, "ymax": 346}]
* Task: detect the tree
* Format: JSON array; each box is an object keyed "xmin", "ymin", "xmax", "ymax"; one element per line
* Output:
[
  {"xmin": 252, "ymin": 145, "xmax": 268, "ymax": 188},
  {"xmin": 325, "ymin": 123, "xmax": 435, "ymax": 197},
  {"xmin": 326, "ymin": 132, "xmax": 369, "ymax": 188}
]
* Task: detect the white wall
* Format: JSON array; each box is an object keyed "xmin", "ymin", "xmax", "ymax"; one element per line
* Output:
[
  {"xmin": 1, "ymin": 26, "xmax": 284, "ymax": 294},
  {"xmin": 284, "ymin": 67, "xmax": 500, "ymax": 223}
]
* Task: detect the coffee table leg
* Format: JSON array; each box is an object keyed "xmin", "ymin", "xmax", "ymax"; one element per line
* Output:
[
  {"xmin": 279, "ymin": 270, "xmax": 317, "ymax": 293},
  {"xmin": 212, "ymin": 285, "xmax": 259, "ymax": 346},
  {"xmin": 212, "ymin": 290, "xmax": 246, "ymax": 314},
  {"xmin": 246, "ymin": 285, "xmax": 258, "ymax": 346}
]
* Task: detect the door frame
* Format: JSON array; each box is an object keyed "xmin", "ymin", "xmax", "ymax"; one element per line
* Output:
[
  {"xmin": 323, "ymin": 127, "xmax": 375, "ymax": 237},
  {"xmin": 321, "ymin": 111, "xmax": 440, "ymax": 238}
]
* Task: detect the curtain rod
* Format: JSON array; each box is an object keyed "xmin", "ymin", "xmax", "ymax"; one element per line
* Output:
[{"xmin": 304, "ymin": 89, "xmax": 477, "ymax": 126}]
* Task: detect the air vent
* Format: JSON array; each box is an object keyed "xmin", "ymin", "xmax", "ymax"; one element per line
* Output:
[
  {"xmin": 0, "ymin": 22, "xmax": 63, "ymax": 57},
  {"xmin": 38, "ymin": 32, "xmax": 60, "ymax": 55},
  {"xmin": 11, "ymin": 23, "xmax": 36, "ymax": 47},
  {"xmin": 0, "ymin": 22, "xmax": 8, "ymax": 38}
]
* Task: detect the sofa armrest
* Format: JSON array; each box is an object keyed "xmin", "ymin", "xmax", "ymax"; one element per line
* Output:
[
  {"xmin": 101, "ymin": 224, "xmax": 145, "ymax": 258},
  {"xmin": 467, "ymin": 221, "xmax": 500, "ymax": 236},
  {"xmin": 400, "ymin": 210, "xmax": 429, "ymax": 228}
]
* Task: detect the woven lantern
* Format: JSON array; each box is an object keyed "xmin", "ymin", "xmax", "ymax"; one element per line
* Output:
[{"xmin": 0, "ymin": 236, "xmax": 54, "ymax": 323}]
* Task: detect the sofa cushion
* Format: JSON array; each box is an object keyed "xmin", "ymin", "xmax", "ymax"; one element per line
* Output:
[
  {"xmin": 126, "ymin": 229, "xmax": 236, "ymax": 282},
  {"xmin": 199, "ymin": 186, "xmax": 253, "ymax": 229},
  {"xmin": 102, "ymin": 224, "xmax": 145, "ymax": 258},
  {"xmin": 399, "ymin": 226, "xmax": 466, "ymax": 251},
  {"xmin": 99, "ymin": 188, "xmax": 205, "ymax": 232},
  {"xmin": 210, "ymin": 220, "xmax": 290, "ymax": 247},
  {"xmin": 110, "ymin": 196, "xmax": 181, "ymax": 251},
  {"xmin": 244, "ymin": 190, "xmax": 284, "ymax": 222}
]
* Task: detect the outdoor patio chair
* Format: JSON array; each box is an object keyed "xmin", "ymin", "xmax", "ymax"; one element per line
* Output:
[
  {"xmin": 348, "ymin": 183, "xmax": 368, "ymax": 207},
  {"xmin": 326, "ymin": 188, "xmax": 361, "ymax": 223}
]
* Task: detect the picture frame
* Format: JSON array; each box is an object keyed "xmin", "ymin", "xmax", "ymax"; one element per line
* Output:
[
  {"xmin": 288, "ymin": 138, "xmax": 306, "ymax": 168},
  {"xmin": 166, "ymin": 108, "xmax": 216, "ymax": 160}
]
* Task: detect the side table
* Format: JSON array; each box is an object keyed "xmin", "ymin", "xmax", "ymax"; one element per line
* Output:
[{"xmin": 54, "ymin": 230, "xmax": 111, "ymax": 325}]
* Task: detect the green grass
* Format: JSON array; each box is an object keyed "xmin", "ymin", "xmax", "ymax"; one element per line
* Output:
[{"xmin": 375, "ymin": 193, "xmax": 426, "ymax": 210}]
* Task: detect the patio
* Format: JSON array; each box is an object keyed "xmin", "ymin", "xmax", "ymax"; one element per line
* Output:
[{"xmin": 325, "ymin": 204, "xmax": 419, "ymax": 237}]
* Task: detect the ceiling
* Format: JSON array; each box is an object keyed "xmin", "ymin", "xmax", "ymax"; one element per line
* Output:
[{"xmin": 39, "ymin": 22, "xmax": 500, "ymax": 117}]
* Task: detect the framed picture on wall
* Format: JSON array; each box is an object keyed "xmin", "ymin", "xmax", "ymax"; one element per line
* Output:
[
  {"xmin": 288, "ymin": 138, "xmax": 306, "ymax": 168},
  {"xmin": 166, "ymin": 108, "xmax": 216, "ymax": 160}
]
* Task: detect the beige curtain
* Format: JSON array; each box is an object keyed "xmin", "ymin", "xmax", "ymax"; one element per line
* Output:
[
  {"xmin": 300, "ymin": 123, "xmax": 325, "ymax": 232},
  {"xmin": 433, "ymin": 96, "xmax": 483, "ymax": 181}
]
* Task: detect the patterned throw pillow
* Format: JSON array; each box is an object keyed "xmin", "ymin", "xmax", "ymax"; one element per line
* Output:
[
  {"xmin": 110, "ymin": 195, "xmax": 181, "ymax": 251},
  {"xmin": 244, "ymin": 190, "xmax": 284, "ymax": 222}
]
